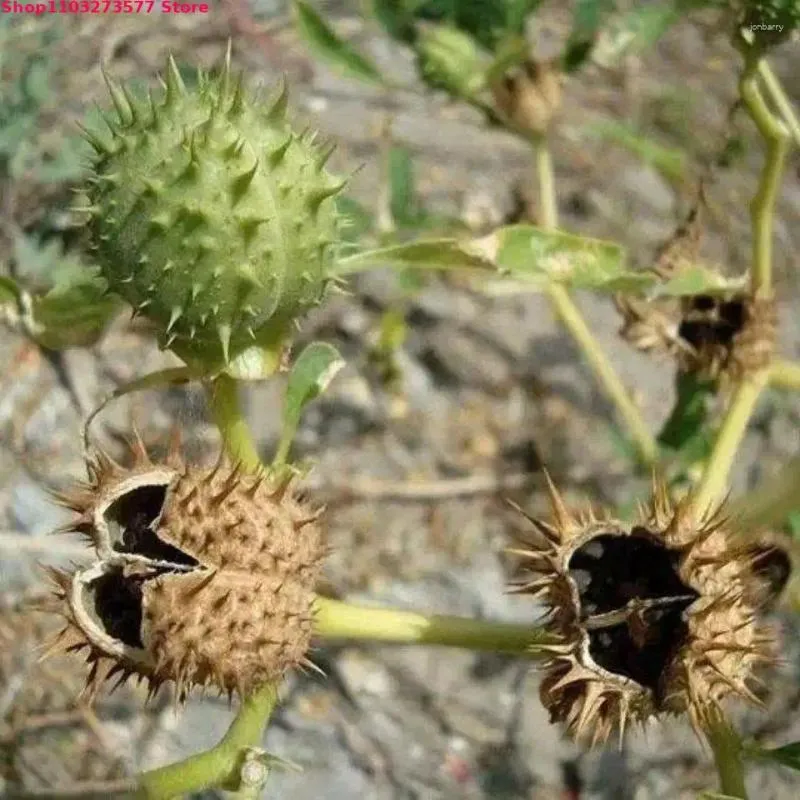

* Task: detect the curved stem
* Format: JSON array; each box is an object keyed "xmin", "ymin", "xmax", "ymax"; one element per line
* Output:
[
  {"xmin": 690, "ymin": 372, "xmax": 767, "ymax": 519},
  {"xmin": 758, "ymin": 60, "xmax": 800, "ymax": 147},
  {"xmin": 137, "ymin": 685, "xmax": 279, "ymax": 799},
  {"xmin": 531, "ymin": 136, "xmax": 657, "ymax": 468},
  {"xmin": 313, "ymin": 597, "xmax": 558, "ymax": 655},
  {"xmin": 739, "ymin": 59, "xmax": 790, "ymax": 299},
  {"xmin": 769, "ymin": 358, "xmax": 800, "ymax": 391},
  {"xmin": 704, "ymin": 708, "xmax": 748, "ymax": 799}
]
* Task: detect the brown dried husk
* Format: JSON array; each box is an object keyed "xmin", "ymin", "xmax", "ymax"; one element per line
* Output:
[
  {"xmin": 42, "ymin": 433, "xmax": 326, "ymax": 701},
  {"xmin": 509, "ymin": 474, "xmax": 781, "ymax": 745}
]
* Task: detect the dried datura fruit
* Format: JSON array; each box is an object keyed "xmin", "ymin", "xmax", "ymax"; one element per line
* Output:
[
  {"xmin": 490, "ymin": 59, "xmax": 563, "ymax": 136},
  {"xmin": 619, "ymin": 292, "xmax": 777, "ymax": 385},
  {"xmin": 616, "ymin": 198, "xmax": 777, "ymax": 385},
  {"xmin": 509, "ymin": 475, "xmax": 788, "ymax": 745},
  {"xmin": 44, "ymin": 436, "xmax": 326, "ymax": 700}
]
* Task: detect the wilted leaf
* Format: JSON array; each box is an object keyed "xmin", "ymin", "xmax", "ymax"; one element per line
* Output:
[
  {"xmin": 273, "ymin": 342, "xmax": 345, "ymax": 467},
  {"xmin": 224, "ymin": 344, "xmax": 284, "ymax": 381},
  {"xmin": 293, "ymin": 0, "xmax": 385, "ymax": 85},
  {"xmin": 746, "ymin": 741, "xmax": 800, "ymax": 773}
]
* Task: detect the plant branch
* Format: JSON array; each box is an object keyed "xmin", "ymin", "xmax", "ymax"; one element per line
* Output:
[
  {"xmin": 137, "ymin": 684, "xmax": 279, "ymax": 799},
  {"xmin": 690, "ymin": 372, "xmax": 767, "ymax": 519},
  {"xmin": 704, "ymin": 708, "xmax": 748, "ymax": 799},
  {"xmin": 739, "ymin": 59, "xmax": 790, "ymax": 299},
  {"xmin": 136, "ymin": 379, "xmax": 278, "ymax": 798},
  {"xmin": 313, "ymin": 597, "xmax": 558, "ymax": 655},
  {"xmin": 206, "ymin": 373, "xmax": 262, "ymax": 471},
  {"xmin": 769, "ymin": 358, "xmax": 800, "ymax": 391},
  {"xmin": 530, "ymin": 137, "xmax": 657, "ymax": 467},
  {"xmin": 758, "ymin": 60, "xmax": 800, "ymax": 147}
]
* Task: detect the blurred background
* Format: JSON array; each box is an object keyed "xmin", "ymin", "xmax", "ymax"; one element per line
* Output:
[{"xmin": 1, "ymin": 1, "xmax": 799, "ymax": 797}]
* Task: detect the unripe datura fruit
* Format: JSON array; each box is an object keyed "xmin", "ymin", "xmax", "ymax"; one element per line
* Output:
[
  {"xmin": 44, "ymin": 434, "xmax": 326, "ymax": 700},
  {"xmin": 80, "ymin": 50, "xmax": 346, "ymax": 372},
  {"xmin": 509, "ymin": 475, "xmax": 789, "ymax": 745}
]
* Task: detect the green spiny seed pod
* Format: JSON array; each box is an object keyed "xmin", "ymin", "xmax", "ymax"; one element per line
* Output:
[{"xmin": 80, "ymin": 50, "xmax": 346, "ymax": 372}]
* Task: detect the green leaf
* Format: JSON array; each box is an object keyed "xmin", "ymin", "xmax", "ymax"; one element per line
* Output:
[
  {"xmin": 334, "ymin": 238, "xmax": 499, "ymax": 275},
  {"xmin": 787, "ymin": 511, "xmax": 800, "ymax": 538},
  {"xmin": 652, "ymin": 264, "xmax": 746, "ymax": 297},
  {"xmin": 32, "ymin": 276, "xmax": 120, "ymax": 349},
  {"xmin": 581, "ymin": 119, "xmax": 687, "ymax": 183},
  {"xmin": 293, "ymin": 1, "xmax": 385, "ymax": 86},
  {"xmin": 370, "ymin": 0, "xmax": 418, "ymax": 43},
  {"xmin": 388, "ymin": 146, "xmax": 420, "ymax": 227},
  {"xmin": 335, "ymin": 225, "xmax": 743, "ymax": 297},
  {"xmin": 224, "ymin": 345, "xmax": 284, "ymax": 381},
  {"xmin": 592, "ymin": 3, "xmax": 681, "ymax": 67},
  {"xmin": 0, "ymin": 275, "xmax": 22, "ymax": 306},
  {"xmin": 336, "ymin": 194, "xmax": 375, "ymax": 242},
  {"xmin": 273, "ymin": 342, "xmax": 345, "ymax": 467},
  {"xmin": 746, "ymin": 741, "xmax": 800, "ymax": 773},
  {"xmin": 562, "ymin": 0, "xmax": 616, "ymax": 72},
  {"xmin": 658, "ymin": 373, "xmax": 715, "ymax": 451}
]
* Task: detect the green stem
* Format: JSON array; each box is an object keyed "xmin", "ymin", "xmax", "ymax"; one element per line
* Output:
[
  {"xmin": 314, "ymin": 597, "xmax": 557, "ymax": 654},
  {"xmin": 207, "ymin": 373, "xmax": 262, "ymax": 471},
  {"xmin": 533, "ymin": 135, "xmax": 558, "ymax": 230},
  {"xmin": 137, "ymin": 685, "xmax": 279, "ymax": 799},
  {"xmin": 739, "ymin": 59, "xmax": 790, "ymax": 299},
  {"xmin": 690, "ymin": 372, "xmax": 767, "ymax": 519},
  {"xmin": 769, "ymin": 358, "xmax": 800, "ymax": 391},
  {"xmin": 704, "ymin": 709, "xmax": 748, "ymax": 799},
  {"xmin": 546, "ymin": 284, "xmax": 658, "ymax": 466},
  {"xmin": 758, "ymin": 60, "xmax": 800, "ymax": 147},
  {"xmin": 531, "ymin": 137, "xmax": 657, "ymax": 467},
  {"xmin": 137, "ymin": 379, "xmax": 278, "ymax": 798}
]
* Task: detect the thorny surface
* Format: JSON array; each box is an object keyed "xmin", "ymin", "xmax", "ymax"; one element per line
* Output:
[{"xmin": 1, "ymin": 3, "xmax": 800, "ymax": 799}]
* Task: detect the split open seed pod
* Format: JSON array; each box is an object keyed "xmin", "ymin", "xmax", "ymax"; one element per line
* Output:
[
  {"xmin": 508, "ymin": 475, "xmax": 787, "ymax": 745},
  {"xmin": 44, "ymin": 435, "xmax": 326, "ymax": 700}
]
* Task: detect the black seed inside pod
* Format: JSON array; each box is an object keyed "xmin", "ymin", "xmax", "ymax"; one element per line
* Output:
[
  {"xmin": 105, "ymin": 484, "xmax": 198, "ymax": 567},
  {"xmin": 89, "ymin": 569, "xmax": 148, "ymax": 649},
  {"xmin": 569, "ymin": 531, "xmax": 699, "ymax": 693}
]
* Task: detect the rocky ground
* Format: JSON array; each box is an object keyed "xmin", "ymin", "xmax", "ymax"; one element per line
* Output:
[{"xmin": 1, "ymin": 2, "xmax": 800, "ymax": 798}]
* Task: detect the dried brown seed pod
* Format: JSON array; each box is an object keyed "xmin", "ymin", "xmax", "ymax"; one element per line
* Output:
[
  {"xmin": 616, "ymin": 196, "xmax": 777, "ymax": 385},
  {"xmin": 508, "ymin": 475, "xmax": 784, "ymax": 745},
  {"xmin": 491, "ymin": 59, "xmax": 563, "ymax": 136},
  {"xmin": 43, "ymin": 435, "xmax": 326, "ymax": 701}
]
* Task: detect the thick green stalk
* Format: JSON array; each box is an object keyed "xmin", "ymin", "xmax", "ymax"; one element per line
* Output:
[
  {"xmin": 314, "ymin": 597, "xmax": 557, "ymax": 654},
  {"xmin": 690, "ymin": 373, "xmax": 766, "ymax": 518},
  {"xmin": 207, "ymin": 373, "xmax": 262, "ymax": 470},
  {"xmin": 531, "ymin": 137, "xmax": 657, "ymax": 467},
  {"xmin": 739, "ymin": 60, "xmax": 790, "ymax": 298},
  {"xmin": 769, "ymin": 358, "xmax": 800, "ymax": 391},
  {"xmin": 704, "ymin": 709, "xmax": 748, "ymax": 799}
]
